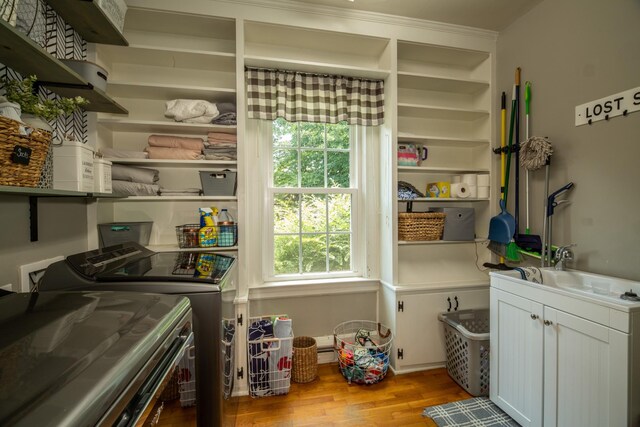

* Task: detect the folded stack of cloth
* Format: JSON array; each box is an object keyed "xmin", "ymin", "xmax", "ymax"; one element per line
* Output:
[
  {"xmin": 145, "ymin": 135, "xmax": 205, "ymax": 160},
  {"xmin": 159, "ymin": 187, "xmax": 202, "ymax": 197},
  {"xmin": 111, "ymin": 164, "xmax": 160, "ymax": 196},
  {"xmin": 204, "ymin": 132, "xmax": 237, "ymax": 160},
  {"xmin": 164, "ymin": 99, "xmax": 237, "ymax": 125},
  {"xmin": 100, "ymin": 147, "xmax": 148, "ymax": 159}
]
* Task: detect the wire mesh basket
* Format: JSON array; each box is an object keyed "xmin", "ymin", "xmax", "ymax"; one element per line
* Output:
[
  {"xmin": 177, "ymin": 335, "xmax": 196, "ymax": 407},
  {"xmin": 438, "ymin": 309, "xmax": 490, "ymax": 396},
  {"xmin": 1, "ymin": 0, "xmax": 48, "ymax": 47},
  {"xmin": 222, "ymin": 318, "xmax": 236, "ymax": 400},
  {"xmin": 247, "ymin": 315, "xmax": 293, "ymax": 397},
  {"xmin": 333, "ymin": 320, "xmax": 392, "ymax": 385}
]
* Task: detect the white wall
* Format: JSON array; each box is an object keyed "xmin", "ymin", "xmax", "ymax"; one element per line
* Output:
[
  {"xmin": 497, "ymin": 0, "xmax": 640, "ymax": 280},
  {"xmin": 0, "ymin": 196, "xmax": 89, "ymax": 288}
]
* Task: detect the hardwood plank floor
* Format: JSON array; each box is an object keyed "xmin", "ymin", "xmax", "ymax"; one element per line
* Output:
[{"xmin": 158, "ymin": 364, "xmax": 471, "ymax": 426}]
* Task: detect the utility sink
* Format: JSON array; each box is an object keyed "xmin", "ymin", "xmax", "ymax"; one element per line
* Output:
[{"xmin": 496, "ymin": 268, "xmax": 640, "ymax": 307}]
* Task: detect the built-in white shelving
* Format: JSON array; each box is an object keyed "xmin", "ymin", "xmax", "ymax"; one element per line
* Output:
[
  {"xmin": 398, "ymin": 198, "xmax": 489, "ymax": 202},
  {"xmin": 147, "ymin": 244, "xmax": 238, "ymax": 253},
  {"xmin": 397, "ymin": 103, "xmax": 489, "ymax": 121},
  {"xmin": 107, "ymin": 81, "xmax": 236, "ymax": 103},
  {"xmin": 117, "ymin": 196, "xmax": 238, "ymax": 202},
  {"xmin": 97, "ymin": 118, "xmax": 236, "ymax": 134},
  {"xmin": 105, "ymin": 159, "xmax": 237, "ymax": 168},
  {"xmin": 398, "ymin": 238, "xmax": 486, "ymax": 246},
  {"xmin": 397, "ymin": 166, "xmax": 490, "ymax": 174}
]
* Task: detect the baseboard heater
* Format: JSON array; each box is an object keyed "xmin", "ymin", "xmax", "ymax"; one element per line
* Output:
[{"xmin": 314, "ymin": 335, "xmax": 337, "ymax": 364}]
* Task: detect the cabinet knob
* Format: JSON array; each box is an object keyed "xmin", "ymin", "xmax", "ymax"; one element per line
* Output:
[
  {"xmin": 530, "ymin": 314, "xmax": 539, "ymax": 320},
  {"xmin": 544, "ymin": 320, "xmax": 553, "ymax": 326}
]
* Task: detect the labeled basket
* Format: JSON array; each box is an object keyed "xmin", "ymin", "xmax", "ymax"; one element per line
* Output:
[
  {"xmin": 398, "ymin": 212, "xmax": 446, "ymax": 241},
  {"xmin": 292, "ymin": 336, "xmax": 317, "ymax": 383},
  {"xmin": 0, "ymin": 116, "xmax": 52, "ymax": 188},
  {"xmin": 438, "ymin": 309, "xmax": 490, "ymax": 396},
  {"xmin": 333, "ymin": 320, "xmax": 392, "ymax": 385}
]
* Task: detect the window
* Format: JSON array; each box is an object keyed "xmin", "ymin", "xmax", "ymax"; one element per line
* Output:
[{"xmin": 266, "ymin": 118, "xmax": 359, "ymax": 279}]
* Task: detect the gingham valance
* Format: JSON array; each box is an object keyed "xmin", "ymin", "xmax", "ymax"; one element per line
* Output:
[{"xmin": 245, "ymin": 67, "xmax": 384, "ymax": 126}]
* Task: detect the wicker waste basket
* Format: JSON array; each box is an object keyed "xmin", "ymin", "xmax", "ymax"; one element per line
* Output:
[{"xmin": 292, "ymin": 336, "xmax": 317, "ymax": 383}]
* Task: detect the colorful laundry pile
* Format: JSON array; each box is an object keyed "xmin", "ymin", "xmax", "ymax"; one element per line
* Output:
[
  {"xmin": 337, "ymin": 330, "xmax": 389, "ymax": 385},
  {"xmin": 204, "ymin": 132, "xmax": 237, "ymax": 161},
  {"xmin": 248, "ymin": 316, "xmax": 293, "ymax": 397}
]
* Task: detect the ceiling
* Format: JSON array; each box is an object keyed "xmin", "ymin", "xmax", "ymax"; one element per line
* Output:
[{"xmin": 285, "ymin": 0, "xmax": 543, "ymax": 31}]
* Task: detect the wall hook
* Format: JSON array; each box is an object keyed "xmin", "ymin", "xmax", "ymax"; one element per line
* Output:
[
  {"xmin": 588, "ymin": 119, "xmax": 592, "ymax": 125},
  {"xmin": 605, "ymin": 114, "xmax": 609, "ymax": 121},
  {"xmin": 623, "ymin": 110, "xmax": 628, "ymax": 116}
]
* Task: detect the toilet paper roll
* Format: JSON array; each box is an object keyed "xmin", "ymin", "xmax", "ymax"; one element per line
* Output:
[
  {"xmin": 477, "ymin": 186, "xmax": 490, "ymax": 199},
  {"xmin": 477, "ymin": 174, "xmax": 490, "ymax": 186},
  {"xmin": 451, "ymin": 182, "xmax": 471, "ymax": 198},
  {"xmin": 451, "ymin": 175, "xmax": 462, "ymax": 184},
  {"xmin": 461, "ymin": 174, "xmax": 478, "ymax": 185},
  {"xmin": 468, "ymin": 185, "xmax": 478, "ymax": 198}
]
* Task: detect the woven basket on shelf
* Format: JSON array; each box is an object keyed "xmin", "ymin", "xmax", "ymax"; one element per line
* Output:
[
  {"xmin": 398, "ymin": 212, "xmax": 446, "ymax": 241},
  {"xmin": 292, "ymin": 336, "xmax": 318, "ymax": 383},
  {"xmin": 0, "ymin": 116, "xmax": 52, "ymax": 188}
]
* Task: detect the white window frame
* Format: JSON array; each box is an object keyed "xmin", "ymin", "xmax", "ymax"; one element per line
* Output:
[{"xmin": 262, "ymin": 121, "xmax": 365, "ymax": 282}]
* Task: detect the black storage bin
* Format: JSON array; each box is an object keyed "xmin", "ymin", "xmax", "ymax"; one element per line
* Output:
[{"xmin": 98, "ymin": 222, "xmax": 153, "ymax": 248}]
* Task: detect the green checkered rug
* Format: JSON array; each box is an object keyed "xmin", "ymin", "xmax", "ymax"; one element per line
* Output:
[{"xmin": 423, "ymin": 397, "xmax": 520, "ymax": 426}]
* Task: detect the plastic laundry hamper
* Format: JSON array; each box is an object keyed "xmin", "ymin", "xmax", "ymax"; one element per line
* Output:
[{"xmin": 438, "ymin": 309, "xmax": 490, "ymax": 396}]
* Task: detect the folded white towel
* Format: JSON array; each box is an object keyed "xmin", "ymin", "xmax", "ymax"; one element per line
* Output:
[{"xmin": 165, "ymin": 99, "xmax": 219, "ymax": 123}]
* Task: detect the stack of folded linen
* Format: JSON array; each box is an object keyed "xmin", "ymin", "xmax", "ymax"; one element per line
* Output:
[
  {"xmin": 111, "ymin": 164, "xmax": 160, "ymax": 196},
  {"xmin": 145, "ymin": 135, "xmax": 205, "ymax": 160},
  {"xmin": 159, "ymin": 187, "xmax": 202, "ymax": 197},
  {"xmin": 165, "ymin": 99, "xmax": 219, "ymax": 124},
  {"xmin": 211, "ymin": 102, "xmax": 237, "ymax": 125},
  {"xmin": 204, "ymin": 132, "xmax": 237, "ymax": 161},
  {"xmin": 164, "ymin": 99, "xmax": 237, "ymax": 125},
  {"xmin": 100, "ymin": 147, "xmax": 148, "ymax": 159}
]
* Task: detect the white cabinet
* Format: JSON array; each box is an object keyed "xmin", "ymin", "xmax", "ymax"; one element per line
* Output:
[
  {"xmin": 92, "ymin": 9, "xmax": 239, "ymax": 252},
  {"xmin": 383, "ymin": 285, "xmax": 488, "ymax": 372},
  {"xmin": 491, "ymin": 281, "xmax": 633, "ymax": 427}
]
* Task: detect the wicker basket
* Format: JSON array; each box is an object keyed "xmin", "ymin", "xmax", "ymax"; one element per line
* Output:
[
  {"xmin": 0, "ymin": 116, "xmax": 52, "ymax": 188},
  {"xmin": 398, "ymin": 212, "xmax": 446, "ymax": 241},
  {"xmin": 292, "ymin": 336, "xmax": 317, "ymax": 383}
]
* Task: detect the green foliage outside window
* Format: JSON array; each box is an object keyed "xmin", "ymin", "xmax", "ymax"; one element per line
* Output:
[{"xmin": 272, "ymin": 118, "xmax": 353, "ymax": 275}]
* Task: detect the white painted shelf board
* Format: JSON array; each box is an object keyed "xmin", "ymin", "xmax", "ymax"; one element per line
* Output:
[
  {"xmin": 97, "ymin": 118, "xmax": 236, "ymax": 134},
  {"xmin": 117, "ymin": 196, "xmax": 238, "ymax": 201},
  {"xmin": 397, "ymin": 42, "xmax": 490, "ymax": 69},
  {"xmin": 106, "ymin": 159, "xmax": 237, "ymax": 168},
  {"xmin": 397, "ymin": 133, "xmax": 490, "ymax": 148},
  {"xmin": 390, "ymin": 279, "xmax": 490, "ymax": 293},
  {"xmin": 398, "ymin": 103, "xmax": 489, "ymax": 121},
  {"xmin": 98, "ymin": 44, "xmax": 235, "ymax": 71},
  {"xmin": 398, "ymin": 239, "xmax": 486, "ymax": 246},
  {"xmin": 147, "ymin": 244, "xmax": 238, "ymax": 253},
  {"xmin": 107, "ymin": 81, "xmax": 236, "ymax": 102},
  {"xmin": 244, "ymin": 55, "xmax": 390, "ymax": 80},
  {"xmin": 397, "ymin": 71, "xmax": 489, "ymax": 94},
  {"xmin": 398, "ymin": 198, "xmax": 489, "ymax": 202},
  {"xmin": 397, "ymin": 166, "xmax": 490, "ymax": 173}
]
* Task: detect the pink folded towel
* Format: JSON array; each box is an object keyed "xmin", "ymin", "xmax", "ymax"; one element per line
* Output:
[
  {"xmin": 148, "ymin": 134, "xmax": 204, "ymax": 151},
  {"xmin": 145, "ymin": 146, "xmax": 204, "ymax": 160},
  {"xmin": 207, "ymin": 132, "xmax": 237, "ymax": 143}
]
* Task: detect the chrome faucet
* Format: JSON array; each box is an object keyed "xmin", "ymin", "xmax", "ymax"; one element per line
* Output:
[{"xmin": 554, "ymin": 244, "xmax": 576, "ymax": 271}]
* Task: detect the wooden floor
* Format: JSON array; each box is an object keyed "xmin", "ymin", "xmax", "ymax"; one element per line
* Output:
[{"xmin": 158, "ymin": 364, "xmax": 471, "ymax": 426}]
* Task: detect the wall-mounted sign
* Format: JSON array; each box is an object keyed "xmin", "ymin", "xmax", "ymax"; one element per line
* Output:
[{"xmin": 575, "ymin": 86, "xmax": 640, "ymax": 126}]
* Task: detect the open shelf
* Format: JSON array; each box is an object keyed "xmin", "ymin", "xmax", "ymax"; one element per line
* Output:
[
  {"xmin": 398, "ymin": 198, "xmax": 489, "ymax": 202},
  {"xmin": 0, "ymin": 185, "xmax": 87, "ymax": 197},
  {"xmin": 398, "ymin": 238, "xmax": 486, "ymax": 246},
  {"xmin": 106, "ymin": 159, "xmax": 237, "ymax": 168},
  {"xmin": 244, "ymin": 55, "xmax": 390, "ymax": 80},
  {"xmin": 0, "ymin": 19, "xmax": 128, "ymax": 114},
  {"xmin": 397, "ymin": 166, "xmax": 490, "ymax": 174},
  {"xmin": 398, "ymin": 72, "xmax": 488, "ymax": 94},
  {"xmin": 107, "ymin": 81, "xmax": 236, "ymax": 102},
  {"xmin": 398, "ymin": 103, "xmax": 489, "ymax": 121},
  {"xmin": 97, "ymin": 118, "xmax": 236, "ymax": 134},
  {"xmin": 117, "ymin": 196, "xmax": 238, "ymax": 201},
  {"xmin": 46, "ymin": 0, "xmax": 128, "ymax": 46},
  {"xmin": 397, "ymin": 133, "xmax": 490, "ymax": 148}
]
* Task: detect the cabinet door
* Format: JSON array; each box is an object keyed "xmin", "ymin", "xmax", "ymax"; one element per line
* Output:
[
  {"xmin": 543, "ymin": 307, "xmax": 629, "ymax": 427},
  {"xmin": 490, "ymin": 288, "xmax": 543, "ymax": 427},
  {"xmin": 395, "ymin": 288, "xmax": 488, "ymax": 370}
]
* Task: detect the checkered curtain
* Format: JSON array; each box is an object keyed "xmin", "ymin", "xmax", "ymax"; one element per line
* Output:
[{"xmin": 245, "ymin": 67, "xmax": 384, "ymax": 126}]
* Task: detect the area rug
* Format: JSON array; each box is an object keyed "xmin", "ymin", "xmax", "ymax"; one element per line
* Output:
[{"xmin": 423, "ymin": 397, "xmax": 520, "ymax": 426}]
